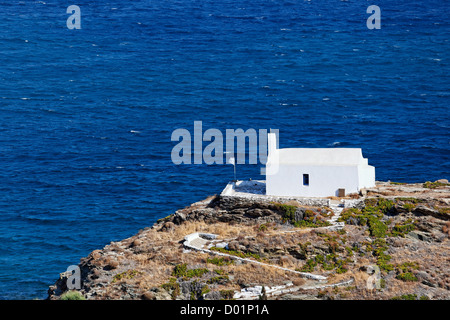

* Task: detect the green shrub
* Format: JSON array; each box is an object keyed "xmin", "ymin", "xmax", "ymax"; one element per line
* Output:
[
  {"xmin": 395, "ymin": 262, "xmax": 419, "ymax": 282},
  {"xmin": 371, "ymin": 239, "xmax": 394, "ymax": 272},
  {"xmin": 186, "ymin": 268, "xmax": 209, "ymax": 278},
  {"xmin": 368, "ymin": 217, "xmax": 388, "ymax": 238},
  {"xmin": 338, "ymin": 208, "xmax": 362, "ymax": 224},
  {"xmin": 403, "ymin": 203, "xmax": 416, "ymax": 212},
  {"xmin": 345, "ymin": 247, "xmax": 354, "ymax": 256},
  {"xmin": 315, "ymin": 254, "xmax": 325, "ymax": 264},
  {"xmin": 396, "ymin": 261, "xmax": 419, "ymax": 273},
  {"xmin": 112, "ymin": 269, "xmax": 141, "ymax": 283},
  {"xmin": 207, "ymin": 275, "xmax": 229, "ymax": 284},
  {"xmin": 201, "ymin": 285, "xmax": 210, "ymax": 296},
  {"xmin": 171, "ymin": 263, "xmax": 209, "ymax": 279},
  {"xmin": 395, "ymin": 197, "xmax": 426, "ymax": 204},
  {"xmin": 396, "ymin": 272, "xmax": 418, "ymax": 282},
  {"xmin": 338, "ymin": 205, "xmax": 385, "ymax": 228},
  {"xmin": 60, "ymin": 290, "xmax": 86, "ymax": 300},
  {"xmin": 188, "ymin": 282, "xmax": 210, "ymax": 300},
  {"xmin": 274, "ymin": 203, "xmax": 330, "ymax": 228},
  {"xmin": 336, "ymin": 265, "xmax": 348, "ymax": 274},
  {"xmin": 299, "ymin": 253, "xmax": 348, "ymax": 274},
  {"xmin": 161, "ymin": 277, "xmax": 180, "ymax": 299},
  {"xmin": 390, "ymin": 220, "xmax": 416, "ymax": 237},
  {"xmin": 220, "ymin": 290, "xmax": 234, "ymax": 300},
  {"xmin": 293, "ymin": 219, "xmax": 331, "ymax": 228},
  {"xmin": 423, "ymin": 181, "xmax": 449, "ymax": 189},
  {"xmin": 172, "ymin": 263, "xmax": 188, "ymax": 277},
  {"xmin": 274, "ymin": 203, "xmax": 297, "ymax": 222},
  {"xmin": 376, "ymin": 198, "xmax": 395, "ymax": 214},
  {"xmin": 319, "ymin": 207, "xmax": 334, "ymax": 218},
  {"xmin": 206, "ymin": 257, "xmax": 233, "ymax": 266},
  {"xmin": 156, "ymin": 214, "xmax": 174, "ymax": 223},
  {"xmin": 340, "ymin": 198, "xmax": 418, "ymax": 239},
  {"xmin": 364, "ymin": 198, "xmax": 378, "ymax": 207},
  {"xmin": 391, "ymin": 294, "xmax": 417, "ymax": 300},
  {"xmin": 299, "ymin": 259, "xmax": 317, "ymax": 272},
  {"xmin": 258, "ymin": 224, "xmax": 268, "ymax": 232},
  {"xmin": 214, "ymin": 269, "xmax": 226, "ymax": 275}
]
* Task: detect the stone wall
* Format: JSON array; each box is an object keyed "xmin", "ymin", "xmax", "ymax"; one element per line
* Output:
[{"xmin": 219, "ymin": 195, "xmax": 330, "ymax": 209}]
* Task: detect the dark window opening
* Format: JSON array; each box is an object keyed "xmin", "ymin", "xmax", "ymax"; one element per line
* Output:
[{"xmin": 303, "ymin": 174, "xmax": 309, "ymax": 186}]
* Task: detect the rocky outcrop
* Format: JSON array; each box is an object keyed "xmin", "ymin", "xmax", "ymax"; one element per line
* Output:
[
  {"xmin": 158, "ymin": 195, "xmax": 338, "ymax": 229},
  {"xmin": 141, "ymin": 287, "xmax": 172, "ymax": 300},
  {"xmin": 413, "ymin": 205, "xmax": 449, "ymax": 220},
  {"xmin": 47, "ymin": 181, "xmax": 450, "ymax": 301}
]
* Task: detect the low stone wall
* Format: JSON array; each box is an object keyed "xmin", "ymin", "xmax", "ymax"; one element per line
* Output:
[
  {"xmin": 343, "ymin": 199, "xmax": 365, "ymax": 209},
  {"xmin": 219, "ymin": 195, "xmax": 330, "ymax": 209},
  {"xmin": 220, "ymin": 181, "xmax": 331, "ymax": 207}
]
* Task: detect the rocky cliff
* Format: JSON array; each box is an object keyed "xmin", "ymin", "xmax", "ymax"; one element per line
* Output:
[{"xmin": 48, "ymin": 180, "xmax": 450, "ymax": 300}]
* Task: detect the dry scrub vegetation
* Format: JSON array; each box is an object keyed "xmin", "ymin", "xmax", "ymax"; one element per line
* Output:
[
  {"xmin": 71, "ymin": 216, "xmax": 448, "ymax": 300},
  {"xmin": 48, "ymin": 182, "xmax": 450, "ymax": 300}
]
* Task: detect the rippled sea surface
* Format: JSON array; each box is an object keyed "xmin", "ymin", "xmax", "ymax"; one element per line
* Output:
[{"xmin": 0, "ymin": 0, "xmax": 448, "ymax": 299}]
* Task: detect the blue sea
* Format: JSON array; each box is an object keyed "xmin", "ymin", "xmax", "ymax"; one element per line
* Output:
[{"xmin": 0, "ymin": 0, "xmax": 448, "ymax": 299}]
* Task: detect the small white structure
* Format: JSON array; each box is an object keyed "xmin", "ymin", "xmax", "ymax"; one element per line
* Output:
[{"xmin": 265, "ymin": 133, "xmax": 375, "ymax": 197}]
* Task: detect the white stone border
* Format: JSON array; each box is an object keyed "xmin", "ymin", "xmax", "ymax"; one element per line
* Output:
[
  {"xmin": 183, "ymin": 233, "xmax": 327, "ymax": 281},
  {"xmin": 232, "ymin": 278, "xmax": 354, "ymax": 300}
]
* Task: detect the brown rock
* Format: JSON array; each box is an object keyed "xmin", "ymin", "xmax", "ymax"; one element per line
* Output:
[
  {"xmin": 141, "ymin": 291, "xmax": 155, "ymax": 300},
  {"xmin": 413, "ymin": 205, "xmax": 439, "ymax": 217},
  {"xmin": 130, "ymin": 239, "xmax": 142, "ymax": 247},
  {"xmin": 105, "ymin": 258, "xmax": 119, "ymax": 270},
  {"xmin": 159, "ymin": 222, "xmax": 175, "ymax": 232}
]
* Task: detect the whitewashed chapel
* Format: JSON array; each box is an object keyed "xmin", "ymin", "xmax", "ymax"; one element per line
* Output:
[{"xmin": 265, "ymin": 133, "xmax": 375, "ymax": 197}]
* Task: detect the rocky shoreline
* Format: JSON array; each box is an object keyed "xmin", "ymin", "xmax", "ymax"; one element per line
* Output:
[{"xmin": 48, "ymin": 180, "xmax": 450, "ymax": 300}]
